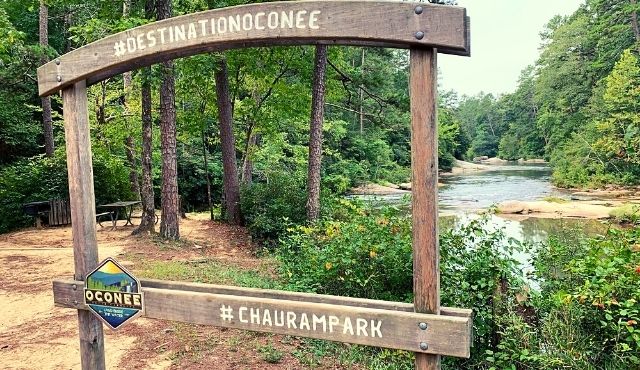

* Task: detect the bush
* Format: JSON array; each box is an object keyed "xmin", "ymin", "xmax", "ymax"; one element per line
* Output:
[
  {"xmin": 277, "ymin": 204, "xmax": 413, "ymax": 301},
  {"xmin": 277, "ymin": 204, "xmax": 529, "ymax": 368},
  {"xmin": 240, "ymin": 170, "xmax": 308, "ymax": 241},
  {"xmin": 532, "ymin": 227, "xmax": 640, "ymax": 368},
  {"xmin": 0, "ymin": 149, "xmax": 133, "ymax": 233}
]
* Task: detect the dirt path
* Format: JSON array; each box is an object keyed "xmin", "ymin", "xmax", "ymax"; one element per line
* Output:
[{"xmin": 0, "ymin": 216, "xmax": 354, "ymax": 370}]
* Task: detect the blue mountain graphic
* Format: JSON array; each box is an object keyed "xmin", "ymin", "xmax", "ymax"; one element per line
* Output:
[{"xmin": 90, "ymin": 271, "xmax": 134, "ymax": 286}]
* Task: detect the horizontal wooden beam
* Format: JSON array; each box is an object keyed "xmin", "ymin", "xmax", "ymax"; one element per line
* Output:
[
  {"xmin": 139, "ymin": 278, "xmax": 472, "ymax": 318},
  {"xmin": 53, "ymin": 280, "xmax": 472, "ymax": 357},
  {"xmin": 37, "ymin": 1, "xmax": 469, "ymax": 97}
]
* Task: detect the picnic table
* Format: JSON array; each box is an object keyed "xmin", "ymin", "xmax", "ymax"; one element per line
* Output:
[{"xmin": 97, "ymin": 201, "xmax": 141, "ymax": 228}]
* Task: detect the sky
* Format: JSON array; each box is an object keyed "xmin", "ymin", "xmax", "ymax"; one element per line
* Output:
[{"xmin": 439, "ymin": 0, "xmax": 584, "ymax": 97}]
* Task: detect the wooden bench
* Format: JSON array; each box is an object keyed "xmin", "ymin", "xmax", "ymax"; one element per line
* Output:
[
  {"xmin": 96, "ymin": 212, "xmax": 114, "ymax": 227},
  {"xmin": 48, "ymin": 199, "xmax": 72, "ymax": 226}
]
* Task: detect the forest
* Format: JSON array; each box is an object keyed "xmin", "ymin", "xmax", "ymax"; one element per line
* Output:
[
  {"xmin": 1, "ymin": 0, "xmax": 640, "ymax": 369},
  {"xmin": 1, "ymin": 0, "xmax": 640, "ymax": 235}
]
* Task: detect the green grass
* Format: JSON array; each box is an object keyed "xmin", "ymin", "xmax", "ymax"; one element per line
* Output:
[
  {"xmin": 134, "ymin": 258, "xmax": 281, "ymax": 289},
  {"xmin": 257, "ymin": 341, "xmax": 285, "ymax": 364},
  {"xmin": 542, "ymin": 196, "xmax": 569, "ymax": 203},
  {"xmin": 609, "ymin": 203, "xmax": 640, "ymax": 223}
]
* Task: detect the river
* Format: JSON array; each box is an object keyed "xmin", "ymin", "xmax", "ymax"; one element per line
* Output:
[{"xmin": 353, "ymin": 163, "xmax": 612, "ymax": 278}]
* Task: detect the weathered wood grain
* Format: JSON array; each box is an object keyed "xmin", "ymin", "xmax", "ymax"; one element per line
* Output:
[
  {"xmin": 38, "ymin": 1, "xmax": 469, "ymax": 96},
  {"xmin": 140, "ymin": 279, "xmax": 472, "ymax": 318},
  {"xmin": 53, "ymin": 280, "xmax": 472, "ymax": 357},
  {"xmin": 62, "ymin": 81, "xmax": 105, "ymax": 370},
  {"xmin": 410, "ymin": 48, "xmax": 440, "ymax": 369}
]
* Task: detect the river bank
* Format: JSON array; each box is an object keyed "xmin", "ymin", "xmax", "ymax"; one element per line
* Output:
[{"xmin": 350, "ymin": 159, "xmax": 640, "ymax": 223}]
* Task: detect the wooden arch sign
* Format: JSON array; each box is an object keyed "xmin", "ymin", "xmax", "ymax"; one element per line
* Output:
[{"xmin": 40, "ymin": 1, "xmax": 471, "ymax": 370}]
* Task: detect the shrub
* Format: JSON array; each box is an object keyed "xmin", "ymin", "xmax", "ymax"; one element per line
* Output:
[
  {"xmin": 533, "ymin": 227, "xmax": 640, "ymax": 368},
  {"xmin": 240, "ymin": 170, "xmax": 308, "ymax": 241},
  {"xmin": 0, "ymin": 149, "xmax": 133, "ymax": 233},
  {"xmin": 277, "ymin": 205, "xmax": 529, "ymax": 368}
]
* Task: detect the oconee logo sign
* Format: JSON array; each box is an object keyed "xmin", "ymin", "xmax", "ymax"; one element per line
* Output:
[{"xmin": 84, "ymin": 257, "xmax": 143, "ymax": 329}]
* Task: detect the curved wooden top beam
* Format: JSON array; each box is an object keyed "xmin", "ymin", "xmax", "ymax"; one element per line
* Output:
[{"xmin": 37, "ymin": 0, "xmax": 469, "ymax": 97}]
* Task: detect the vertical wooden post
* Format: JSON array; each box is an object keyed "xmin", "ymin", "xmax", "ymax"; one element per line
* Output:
[
  {"xmin": 410, "ymin": 48, "xmax": 440, "ymax": 370},
  {"xmin": 63, "ymin": 80, "xmax": 106, "ymax": 370}
]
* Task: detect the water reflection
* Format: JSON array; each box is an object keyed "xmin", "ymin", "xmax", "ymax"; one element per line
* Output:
[
  {"xmin": 439, "ymin": 164, "xmax": 568, "ymax": 212},
  {"xmin": 440, "ymin": 214, "xmax": 611, "ymax": 244}
]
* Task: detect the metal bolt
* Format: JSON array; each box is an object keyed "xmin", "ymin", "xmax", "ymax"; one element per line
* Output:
[
  {"xmin": 72, "ymin": 284, "xmax": 77, "ymax": 291},
  {"xmin": 415, "ymin": 6, "xmax": 423, "ymax": 15},
  {"xmin": 415, "ymin": 31, "xmax": 425, "ymax": 40},
  {"xmin": 419, "ymin": 322, "xmax": 428, "ymax": 330},
  {"xmin": 73, "ymin": 300, "xmax": 78, "ymax": 305},
  {"xmin": 420, "ymin": 342, "xmax": 429, "ymax": 351},
  {"xmin": 56, "ymin": 75, "xmax": 62, "ymax": 82},
  {"xmin": 55, "ymin": 59, "xmax": 60, "ymax": 65}
]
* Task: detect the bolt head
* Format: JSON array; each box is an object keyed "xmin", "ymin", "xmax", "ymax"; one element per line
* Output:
[
  {"xmin": 415, "ymin": 31, "xmax": 425, "ymax": 40},
  {"xmin": 73, "ymin": 300, "xmax": 78, "ymax": 305},
  {"xmin": 55, "ymin": 59, "xmax": 61, "ymax": 65},
  {"xmin": 419, "ymin": 322, "xmax": 428, "ymax": 330},
  {"xmin": 420, "ymin": 342, "xmax": 428, "ymax": 351},
  {"xmin": 72, "ymin": 284, "xmax": 77, "ymax": 291},
  {"xmin": 56, "ymin": 75, "xmax": 62, "ymax": 82},
  {"xmin": 415, "ymin": 6, "xmax": 423, "ymax": 15}
]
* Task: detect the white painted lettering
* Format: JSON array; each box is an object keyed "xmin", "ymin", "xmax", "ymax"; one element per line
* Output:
[
  {"xmin": 210, "ymin": 18, "xmax": 216, "ymax": 35},
  {"xmin": 242, "ymin": 14, "xmax": 252, "ymax": 31},
  {"xmin": 174, "ymin": 25, "xmax": 186, "ymax": 41},
  {"xmin": 286, "ymin": 311, "xmax": 297, "ymax": 329},
  {"xmin": 300, "ymin": 313, "xmax": 310, "ymax": 330},
  {"xmin": 136, "ymin": 34, "xmax": 146, "ymax": 50},
  {"xmin": 187, "ymin": 22, "xmax": 197, "ymax": 39},
  {"xmin": 328, "ymin": 315, "xmax": 340, "ymax": 333},
  {"xmin": 309, "ymin": 10, "xmax": 321, "ymax": 29},
  {"xmin": 85, "ymin": 290, "xmax": 93, "ymax": 301},
  {"xmin": 126, "ymin": 37, "xmax": 137, "ymax": 53},
  {"xmin": 104, "ymin": 291, "xmax": 113, "ymax": 304},
  {"xmin": 274, "ymin": 310, "xmax": 285, "ymax": 327},
  {"xmin": 295, "ymin": 10, "xmax": 307, "ymax": 29},
  {"xmin": 255, "ymin": 12, "xmax": 265, "ymax": 30},
  {"xmin": 157, "ymin": 27, "xmax": 166, "ymax": 44},
  {"xmin": 133, "ymin": 295, "xmax": 141, "ymax": 306},
  {"xmin": 370, "ymin": 319, "xmax": 382, "ymax": 338},
  {"xmin": 146, "ymin": 31, "xmax": 157, "ymax": 48},
  {"xmin": 124, "ymin": 293, "xmax": 131, "ymax": 305},
  {"xmin": 262, "ymin": 309, "xmax": 272, "ymax": 326},
  {"xmin": 312, "ymin": 314, "xmax": 326, "ymax": 332},
  {"xmin": 198, "ymin": 19, "xmax": 208, "ymax": 36},
  {"xmin": 343, "ymin": 317, "xmax": 354, "ymax": 335},
  {"xmin": 114, "ymin": 292, "xmax": 122, "ymax": 304},
  {"xmin": 356, "ymin": 318, "xmax": 368, "ymax": 337},
  {"xmin": 229, "ymin": 15, "xmax": 241, "ymax": 33},
  {"xmin": 250, "ymin": 308, "xmax": 260, "ymax": 324},
  {"xmin": 281, "ymin": 11, "xmax": 293, "ymax": 28},
  {"xmin": 239, "ymin": 307, "xmax": 248, "ymax": 323},
  {"xmin": 217, "ymin": 17, "xmax": 227, "ymax": 34},
  {"xmin": 267, "ymin": 12, "xmax": 278, "ymax": 29}
]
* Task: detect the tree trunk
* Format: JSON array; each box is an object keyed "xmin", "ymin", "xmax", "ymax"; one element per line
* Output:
[
  {"xmin": 202, "ymin": 130, "xmax": 214, "ymax": 220},
  {"xmin": 133, "ymin": 0, "xmax": 156, "ymax": 236},
  {"xmin": 157, "ymin": 0, "xmax": 180, "ymax": 240},
  {"xmin": 359, "ymin": 48, "xmax": 365, "ymax": 135},
  {"xmin": 122, "ymin": 0, "xmax": 141, "ymax": 199},
  {"xmin": 631, "ymin": 0, "xmax": 640, "ymax": 44},
  {"xmin": 39, "ymin": 0, "xmax": 54, "ymax": 157},
  {"xmin": 132, "ymin": 68, "xmax": 156, "ymax": 235},
  {"xmin": 214, "ymin": 58, "xmax": 243, "ymax": 225},
  {"xmin": 242, "ymin": 133, "xmax": 256, "ymax": 185},
  {"xmin": 306, "ymin": 45, "xmax": 328, "ymax": 222}
]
